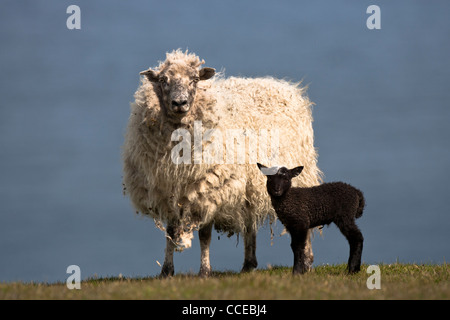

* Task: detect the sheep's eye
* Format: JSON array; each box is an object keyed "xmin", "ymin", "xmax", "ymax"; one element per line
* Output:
[
  {"xmin": 159, "ymin": 77, "xmax": 167, "ymax": 83},
  {"xmin": 193, "ymin": 77, "xmax": 200, "ymax": 83}
]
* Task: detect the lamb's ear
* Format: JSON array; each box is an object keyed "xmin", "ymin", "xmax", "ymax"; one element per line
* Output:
[
  {"xmin": 199, "ymin": 67, "xmax": 215, "ymax": 80},
  {"xmin": 257, "ymin": 163, "xmax": 267, "ymax": 173},
  {"xmin": 257, "ymin": 163, "xmax": 267, "ymax": 170},
  {"xmin": 140, "ymin": 68, "xmax": 159, "ymax": 82},
  {"xmin": 290, "ymin": 166, "xmax": 304, "ymax": 178},
  {"xmin": 258, "ymin": 163, "xmax": 275, "ymax": 176}
]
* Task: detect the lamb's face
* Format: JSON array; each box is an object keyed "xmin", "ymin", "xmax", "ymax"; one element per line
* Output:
[
  {"xmin": 257, "ymin": 163, "xmax": 304, "ymax": 197},
  {"xmin": 266, "ymin": 167, "xmax": 292, "ymax": 197},
  {"xmin": 140, "ymin": 63, "xmax": 215, "ymax": 119}
]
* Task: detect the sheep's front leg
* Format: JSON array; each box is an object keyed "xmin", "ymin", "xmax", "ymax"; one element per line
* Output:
[
  {"xmin": 291, "ymin": 230, "xmax": 309, "ymax": 275},
  {"xmin": 241, "ymin": 227, "xmax": 258, "ymax": 272},
  {"xmin": 160, "ymin": 224, "xmax": 176, "ymax": 278},
  {"xmin": 198, "ymin": 223, "xmax": 213, "ymax": 277},
  {"xmin": 303, "ymin": 229, "xmax": 314, "ymax": 271}
]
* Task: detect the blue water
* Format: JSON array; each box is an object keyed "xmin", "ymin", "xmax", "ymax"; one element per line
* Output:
[{"xmin": 1, "ymin": 0, "xmax": 449, "ymax": 283}]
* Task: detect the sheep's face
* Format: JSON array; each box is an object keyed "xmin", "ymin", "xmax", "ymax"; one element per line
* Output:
[
  {"xmin": 140, "ymin": 64, "xmax": 215, "ymax": 119},
  {"xmin": 257, "ymin": 163, "xmax": 304, "ymax": 197}
]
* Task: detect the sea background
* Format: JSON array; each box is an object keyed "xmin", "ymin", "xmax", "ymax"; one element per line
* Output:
[{"xmin": 1, "ymin": 0, "xmax": 449, "ymax": 283}]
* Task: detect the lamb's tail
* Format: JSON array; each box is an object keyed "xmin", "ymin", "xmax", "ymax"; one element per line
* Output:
[{"xmin": 356, "ymin": 189, "xmax": 365, "ymax": 219}]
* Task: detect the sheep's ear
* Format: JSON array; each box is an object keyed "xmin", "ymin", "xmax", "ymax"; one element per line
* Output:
[
  {"xmin": 199, "ymin": 67, "xmax": 215, "ymax": 80},
  {"xmin": 140, "ymin": 68, "xmax": 159, "ymax": 82},
  {"xmin": 290, "ymin": 166, "xmax": 304, "ymax": 178}
]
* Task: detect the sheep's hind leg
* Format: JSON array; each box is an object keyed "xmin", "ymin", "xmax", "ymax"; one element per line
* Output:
[
  {"xmin": 198, "ymin": 222, "xmax": 213, "ymax": 277},
  {"xmin": 337, "ymin": 221, "xmax": 364, "ymax": 274},
  {"xmin": 241, "ymin": 227, "xmax": 258, "ymax": 272},
  {"xmin": 291, "ymin": 230, "xmax": 309, "ymax": 275},
  {"xmin": 160, "ymin": 224, "xmax": 176, "ymax": 278}
]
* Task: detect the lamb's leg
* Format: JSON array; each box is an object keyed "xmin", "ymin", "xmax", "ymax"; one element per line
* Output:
[
  {"xmin": 337, "ymin": 221, "xmax": 364, "ymax": 273},
  {"xmin": 291, "ymin": 230, "xmax": 309, "ymax": 275},
  {"xmin": 198, "ymin": 222, "xmax": 213, "ymax": 277},
  {"xmin": 160, "ymin": 224, "xmax": 176, "ymax": 278},
  {"xmin": 241, "ymin": 227, "xmax": 258, "ymax": 272}
]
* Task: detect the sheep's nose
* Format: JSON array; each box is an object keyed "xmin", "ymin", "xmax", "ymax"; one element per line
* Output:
[{"xmin": 172, "ymin": 100, "xmax": 188, "ymax": 107}]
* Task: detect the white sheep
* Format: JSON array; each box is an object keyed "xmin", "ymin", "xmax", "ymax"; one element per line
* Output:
[{"xmin": 122, "ymin": 49, "xmax": 322, "ymax": 277}]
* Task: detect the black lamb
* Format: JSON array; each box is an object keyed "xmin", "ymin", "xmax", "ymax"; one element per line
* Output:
[{"xmin": 257, "ymin": 163, "xmax": 365, "ymax": 275}]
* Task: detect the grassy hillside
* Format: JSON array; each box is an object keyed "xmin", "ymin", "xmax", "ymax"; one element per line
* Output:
[{"xmin": 1, "ymin": 264, "xmax": 448, "ymax": 300}]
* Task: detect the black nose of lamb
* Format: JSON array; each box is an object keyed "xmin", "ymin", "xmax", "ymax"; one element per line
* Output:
[{"xmin": 172, "ymin": 100, "xmax": 188, "ymax": 107}]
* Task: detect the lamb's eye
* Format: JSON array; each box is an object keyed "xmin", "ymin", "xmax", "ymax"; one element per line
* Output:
[
  {"xmin": 193, "ymin": 77, "xmax": 200, "ymax": 83},
  {"xmin": 159, "ymin": 77, "xmax": 167, "ymax": 84}
]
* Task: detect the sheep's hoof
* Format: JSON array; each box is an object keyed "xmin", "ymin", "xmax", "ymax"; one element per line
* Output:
[
  {"xmin": 199, "ymin": 266, "xmax": 212, "ymax": 278},
  {"xmin": 304, "ymin": 256, "xmax": 314, "ymax": 272},
  {"xmin": 160, "ymin": 264, "xmax": 174, "ymax": 278},
  {"xmin": 292, "ymin": 269, "xmax": 307, "ymax": 275},
  {"xmin": 292, "ymin": 264, "xmax": 308, "ymax": 275}
]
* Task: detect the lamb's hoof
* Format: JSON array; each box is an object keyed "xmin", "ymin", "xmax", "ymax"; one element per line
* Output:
[
  {"xmin": 160, "ymin": 264, "xmax": 174, "ymax": 278},
  {"xmin": 199, "ymin": 266, "xmax": 212, "ymax": 278},
  {"xmin": 241, "ymin": 260, "xmax": 258, "ymax": 273},
  {"xmin": 348, "ymin": 266, "xmax": 361, "ymax": 274}
]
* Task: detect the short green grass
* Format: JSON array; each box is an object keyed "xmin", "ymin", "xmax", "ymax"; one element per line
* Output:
[{"xmin": 1, "ymin": 264, "xmax": 448, "ymax": 300}]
